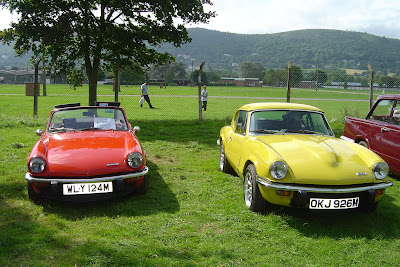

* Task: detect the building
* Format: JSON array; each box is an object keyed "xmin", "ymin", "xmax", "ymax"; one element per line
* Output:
[
  {"xmin": 0, "ymin": 69, "xmax": 43, "ymax": 84},
  {"xmin": 220, "ymin": 77, "xmax": 262, "ymax": 87}
]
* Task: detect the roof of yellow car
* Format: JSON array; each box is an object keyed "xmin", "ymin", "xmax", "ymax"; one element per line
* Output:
[{"xmin": 238, "ymin": 102, "xmax": 323, "ymax": 112}]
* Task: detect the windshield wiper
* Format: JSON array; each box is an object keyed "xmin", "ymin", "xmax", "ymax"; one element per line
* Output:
[
  {"xmin": 251, "ymin": 129, "xmax": 284, "ymax": 134},
  {"xmin": 48, "ymin": 127, "xmax": 75, "ymax": 133},
  {"xmin": 80, "ymin": 127, "xmax": 114, "ymax": 131},
  {"xmin": 286, "ymin": 129, "xmax": 324, "ymax": 135}
]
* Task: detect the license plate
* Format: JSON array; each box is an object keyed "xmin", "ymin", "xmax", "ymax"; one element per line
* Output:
[
  {"xmin": 309, "ymin": 197, "xmax": 359, "ymax": 210},
  {"xmin": 63, "ymin": 182, "xmax": 113, "ymax": 195}
]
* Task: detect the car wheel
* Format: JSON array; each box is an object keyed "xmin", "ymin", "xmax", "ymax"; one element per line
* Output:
[
  {"xmin": 219, "ymin": 142, "xmax": 234, "ymax": 174},
  {"xmin": 137, "ymin": 175, "xmax": 149, "ymax": 194},
  {"xmin": 27, "ymin": 183, "xmax": 41, "ymax": 201},
  {"xmin": 358, "ymin": 140, "xmax": 368, "ymax": 148},
  {"xmin": 243, "ymin": 164, "xmax": 267, "ymax": 212}
]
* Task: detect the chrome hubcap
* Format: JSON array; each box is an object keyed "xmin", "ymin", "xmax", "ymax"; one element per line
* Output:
[
  {"xmin": 219, "ymin": 146, "xmax": 225, "ymax": 171},
  {"xmin": 244, "ymin": 171, "xmax": 253, "ymax": 207}
]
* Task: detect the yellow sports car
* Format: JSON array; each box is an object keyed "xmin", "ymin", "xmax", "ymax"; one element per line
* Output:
[{"xmin": 218, "ymin": 102, "xmax": 392, "ymax": 212}]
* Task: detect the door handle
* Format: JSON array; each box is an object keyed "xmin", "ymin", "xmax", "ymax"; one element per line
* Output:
[{"xmin": 381, "ymin": 127, "xmax": 389, "ymax": 133}]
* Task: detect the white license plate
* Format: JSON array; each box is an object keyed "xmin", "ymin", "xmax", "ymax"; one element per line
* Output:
[
  {"xmin": 309, "ymin": 197, "xmax": 359, "ymax": 210},
  {"xmin": 63, "ymin": 182, "xmax": 113, "ymax": 195}
]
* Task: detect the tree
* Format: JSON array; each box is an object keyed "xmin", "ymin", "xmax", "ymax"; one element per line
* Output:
[
  {"xmin": 190, "ymin": 69, "xmax": 208, "ymax": 85},
  {"xmin": 0, "ymin": 0, "xmax": 215, "ymax": 105},
  {"xmin": 238, "ymin": 62, "xmax": 265, "ymax": 79}
]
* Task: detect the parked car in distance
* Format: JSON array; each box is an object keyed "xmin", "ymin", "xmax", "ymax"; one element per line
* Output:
[
  {"xmin": 26, "ymin": 102, "xmax": 149, "ymax": 201},
  {"xmin": 341, "ymin": 94, "xmax": 400, "ymax": 176},
  {"xmin": 218, "ymin": 102, "xmax": 392, "ymax": 212}
]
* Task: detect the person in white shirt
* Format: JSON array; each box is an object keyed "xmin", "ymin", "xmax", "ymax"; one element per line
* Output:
[
  {"xmin": 201, "ymin": 85, "xmax": 208, "ymax": 111},
  {"xmin": 140, "ymin": 81, "xmax": 154, "ymax": 108}
]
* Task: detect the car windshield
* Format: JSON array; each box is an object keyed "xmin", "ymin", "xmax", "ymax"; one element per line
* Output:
[
  {"xmin": 48, "ymin": 108, "xmax": 128, "ymax": 132},
  {"xmin": 249, "ymin": 110, "xmax": 333, "ymax": 136}
]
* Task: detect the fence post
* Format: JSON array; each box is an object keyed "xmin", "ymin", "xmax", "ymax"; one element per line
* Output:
[
  {"xmin": 114, "ymin": 59, "xmax": 120, "ymax": 102},
  {"xmin": 33, "ymin": 59, "xmax": 41, "ymax": 117},
  {"xmin": 198, "ymin": 62, "xmax": 205, "ymax": 121},
  {"xmin": 286, "ymin": 61, "xmax": 291, "ymax": 103},
  {"xmin": 368, "ymin": 64, "xmax": 374, "ymax": 110}
]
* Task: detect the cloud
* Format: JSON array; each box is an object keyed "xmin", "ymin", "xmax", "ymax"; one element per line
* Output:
[{"xmin": 199, "ymin": 0, "xmax": 400, "ymax": 39}]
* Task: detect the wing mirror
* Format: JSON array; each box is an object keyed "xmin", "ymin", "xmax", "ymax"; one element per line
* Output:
[
  {"xmin": 35, "ymin": 129, "xmax": 43, "ymax": 136},
  {"xmin": 133, "ymin": 126, "xmax": 140, "ymax": 133}
]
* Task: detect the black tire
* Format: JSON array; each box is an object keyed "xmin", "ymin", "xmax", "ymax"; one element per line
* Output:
[
  {"xmin": 137, "ymin": 175, "xmax": 149, "ymax": 194},
  {"xmin": 243, "ymin": 164, "xmax": 267, "ymax": 212},
  {"xmin": 27, "ymin": 182, "xmax": 41, "ymax": 201},
  {"xmin": 219, "ymin": 142, "xmax": 234, "ymax": 174},
  {"xmin": 358, "ymin": 140, "xmax": 368, "ymax": 148},
  {"xmin": 361, "ymin": 202, "xmax": 378, "ymax": 213}
]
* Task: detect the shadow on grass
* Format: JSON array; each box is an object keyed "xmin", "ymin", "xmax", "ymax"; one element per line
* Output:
[
  {"xmin": 261, "ymin": 192, "xmax": 400, "ymax": 240},
  {"xmin": 132, "ymin": 119, "xmax": 228, "ymax": 147},
  {"xmin": 21, "ymin": 159, "xmax": 179, "ymax": 221}
]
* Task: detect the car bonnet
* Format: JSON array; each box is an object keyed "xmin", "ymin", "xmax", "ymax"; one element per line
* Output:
[
  {"xmin": 253, "ymin": 135, "xmax": 379, "ymax": 185},
  {"xmin": 43, "ymin": 131, "xmax": 141, "ymax": 177}
]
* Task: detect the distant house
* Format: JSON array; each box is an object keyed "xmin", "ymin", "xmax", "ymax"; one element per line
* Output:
[
  {"xmin": 0, "ymin": 69, "xmax": 43, "ymax": 84},
  {"xmin": 220, "ymin": 77, "xmax": 262, "ymax": 87}
]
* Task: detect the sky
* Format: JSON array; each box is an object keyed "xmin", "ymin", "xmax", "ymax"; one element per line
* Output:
[{"xmin": 1, "ymin": 0, "xmax": 400, "ymax": 39}]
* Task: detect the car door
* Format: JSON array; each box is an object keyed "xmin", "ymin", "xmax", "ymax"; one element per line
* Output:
[
  {"xmin": 225, "ymin": 110, "xmax": 248, "ymax": 172},
  {"xmin": 366, "ymin": 99, "xmax": 400, "ymax": 173}
]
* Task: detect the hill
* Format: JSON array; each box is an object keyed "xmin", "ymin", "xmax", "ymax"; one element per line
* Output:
[
  {"xmin": 1, "ymin": 28, "xmax": 400, "ymax": 73},
  {"xmin": 159, "ymin": 28, "xmax": 400, "ymax": 73}
]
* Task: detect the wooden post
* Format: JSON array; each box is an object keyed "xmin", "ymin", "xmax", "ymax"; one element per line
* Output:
[
  {"xmin": 114, "ymin": 59, "xmax": 120, "ymax": 103},
  {"xmin": 42, "ymin": 59, "xmax": 47, "ymax": 96},
  {"xmin": 286, "ymin": 61, "xmax": 291, "ymax": 103},
  {"xmin": 368, "ymin": 64, "xmax": 374, "ymax": 110},
  {"xmin": 198, "ymin": 62, "xmax": 205, "ymax": 121},
  {"xmin": 33, "ymin": 59, "xmax": 41, "ymax": 117}
]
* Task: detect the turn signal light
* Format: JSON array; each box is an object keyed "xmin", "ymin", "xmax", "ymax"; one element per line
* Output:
[
  {"xmin": 376, "ymin": 189, "xmax": 384, "ymax": 195},
  {"xmin": 276, "ymin": 190, "xmax": 291, "ymax": 196}
]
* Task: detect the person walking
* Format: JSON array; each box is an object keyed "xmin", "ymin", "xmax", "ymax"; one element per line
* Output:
[
  {"xmin": 201, "ymin": 85, "xmax": 208, "ymax": 111},
  {"xmin": 140, "ymin": 81, "xmax": 154, "ymax": 108}
]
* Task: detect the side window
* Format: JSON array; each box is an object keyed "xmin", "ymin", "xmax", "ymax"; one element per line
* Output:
[
  {"xmin": 235, "ymin": 110, "xmax": 247, "ymax": 134},
  {"xmin": 368, "ymin": 100, "xmax": 395, "ymax": 122},
  {"xmin": 390, "ymin": 101, "xmax": 400, "ymax": 125}
]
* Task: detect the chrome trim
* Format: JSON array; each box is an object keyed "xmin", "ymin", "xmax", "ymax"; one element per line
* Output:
[
  {"xmin": 340, "ymin": 135, "xmax": 355, "ymax": 142},
  {"xmin": 25, "ymin": 166, "xmax": 149, "ymax": 183},
  {"xmin": 256, "ymin": 175, "xmax": 392, "ymax": 193}
]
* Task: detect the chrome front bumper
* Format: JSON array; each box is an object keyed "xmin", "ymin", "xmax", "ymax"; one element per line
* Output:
[
  {"xmin": 256, "ymin": 176, "xmax": 393, "ymax": 193},
  {"xmin": 25, "ymin": 166, "xmax": 149, "ymax": 183}
]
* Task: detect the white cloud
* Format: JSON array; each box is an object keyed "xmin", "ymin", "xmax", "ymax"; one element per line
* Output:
[
  {"xmin": 1, "ymin": 1, "xmax": 400, "ymax": 39},
  {"xmin": 199, "ymin": 0, "xmax": 400, "ymax": 39}
]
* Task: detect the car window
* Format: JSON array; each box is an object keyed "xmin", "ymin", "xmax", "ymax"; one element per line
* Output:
[
  {"xmin": 234, "ymin": 110, "xmax": 247, "ymax": 134},
  {"xmin": 390, "ymin": 101, "xmax": 400, "ymax": 125},
  {"xmin": 48, "ymin": 108, "xmax": 128, "ymax": 131},
  {"xmin": 249, "ymin": 110, "xmax": 332, "ymax": 135},
  {"xmin": 368, "ymin": 99, "xmax": 395, "ymax": 123}
]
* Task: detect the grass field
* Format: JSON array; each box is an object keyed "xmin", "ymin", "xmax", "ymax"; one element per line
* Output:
[{"xmin": 1, "ymin": 85, "xmax": 400, "ymax": 266}]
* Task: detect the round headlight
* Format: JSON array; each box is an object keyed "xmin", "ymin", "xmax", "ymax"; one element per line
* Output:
[
  {"xmin": 373, "ymin": 162, "xmax": 389, "ymax": 180},
  {"xmin": 270, "ymin": 161, "xmax": 287, "ymax": 180},
  {"xmin": 127, "ymin": 152, "xmax": 143, "ymax": 168},
  {"xmin": 29, "ymin": 157, "xmax": 46, "ymax": 174}
]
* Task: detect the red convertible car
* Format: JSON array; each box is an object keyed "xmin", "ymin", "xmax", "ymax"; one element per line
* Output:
[
  {"xmin": 341, "ymin": 94, "xmax": 400, "ymax": 176},
  {"xmin": 25, "ymin": 102, "xmax": 149, "ymax": 201}
]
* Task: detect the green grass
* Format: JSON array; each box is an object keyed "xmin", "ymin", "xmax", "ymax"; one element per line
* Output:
[{"xmin": 1, "ymin": 85, "xmax": 399, "ymax": 266}]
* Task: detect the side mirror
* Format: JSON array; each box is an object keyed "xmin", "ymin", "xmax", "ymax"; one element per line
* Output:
[
  {"xmin": 35, "ymin": 129, "xmax": 43, "ymax": 136},
  {"xmin": 133, "ymin": 126, "xmax": 140, "ymax": 133}
]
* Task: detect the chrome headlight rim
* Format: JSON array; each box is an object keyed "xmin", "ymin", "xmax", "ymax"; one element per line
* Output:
[
  {"xmin": 373, "ymin": 162, "xmax": 389, "ymax": 180},
  {"xmin": 270, "ymin": 161, "xmax": 287, "ymax": 180},
  {"xmin": 127, "ymin": 152, "xmax": 143, "ymax": 168},
  {"xmin": 29, "ymin": 157, "xmax": 46, "ymax": 174}
]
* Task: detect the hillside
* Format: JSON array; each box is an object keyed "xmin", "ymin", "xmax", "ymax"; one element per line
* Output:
[
  {"xmin": 159, "ymin": 28, "xmax": 400, "ymax": 72},
  {"xmin": 1, "ymin": 28, "xmax": 400, "ymax": 73}
]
